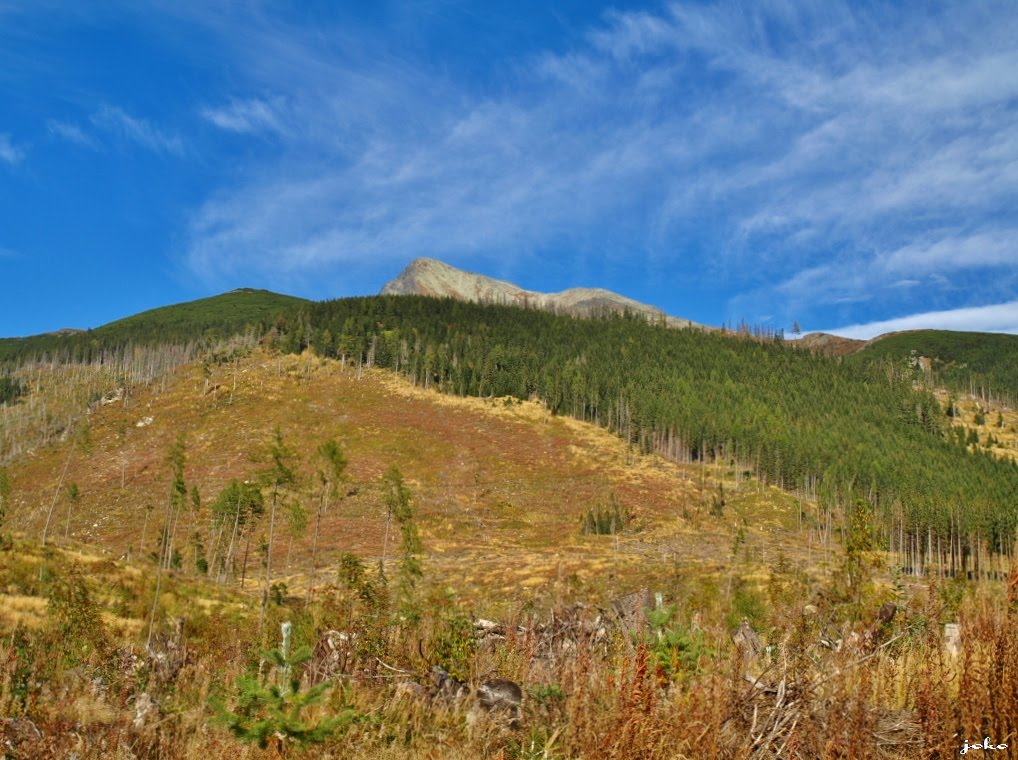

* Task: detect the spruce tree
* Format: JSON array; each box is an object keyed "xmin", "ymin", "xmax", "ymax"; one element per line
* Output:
[{"xmin": 215, "ymin": 621, "xmax": 359, "ymax": 753}]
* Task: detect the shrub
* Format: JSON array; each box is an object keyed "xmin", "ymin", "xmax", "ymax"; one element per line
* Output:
[
  {"xmin": 581, "ymin": 494, "xmax": 631, "ymax": 535},
  {"xmin": 45, "ymin": 565, "xmax": 111, "ymax": 670}
]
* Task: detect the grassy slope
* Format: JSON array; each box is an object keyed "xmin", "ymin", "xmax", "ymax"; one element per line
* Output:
[
  {"xmin": 2, "ymin": 349, "xmax": 823, "ymax": 619},
  {"xmin": 0, "ymin": 288, "xmax": 308, "ymax": 361},
  {"xmin": 935, "ymin": 389, "xmax": 1018, "ymax": 462}
]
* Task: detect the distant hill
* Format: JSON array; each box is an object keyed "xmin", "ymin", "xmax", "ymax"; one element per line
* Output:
[
  {"xmin": 846, "ymin": 329, "xmax": 1018, "ymax": 404},
  {"xmin": 2, "ymin": 270, "xmax": 1017, "ymax": 576},
  {"xmin": 381, "ymin": 257, "xmax": 709, "ymax": 330},
  {"xmin": 0, "ymin": 288, "xmax": 308, "ymax": 363},
  {"xmin": 795, "ymin": 332, "xmax": 866, "ymax": 357}
]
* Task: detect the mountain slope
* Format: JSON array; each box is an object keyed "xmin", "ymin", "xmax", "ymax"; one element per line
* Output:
[
  {"xmin": 795, "ymin": 332, "xmax": 866, "ymax": 356},
  {"xmin": 2, "ymin": 348, "xmax": 813, "ymax": 605},
  {"xmin": 290, "ymin": 294, "xmax": 1018, "ymax": 571},
  {"xmin": 847, "ymin": 329, "xmax": 1018, "ymax": 403},
  {"xmin": 381, "ymin": 257, "xmax": 708, "ymax": 329},
  {"xmin": 0, "ymin": 288, "xmax": 307, "ymax": 363}
]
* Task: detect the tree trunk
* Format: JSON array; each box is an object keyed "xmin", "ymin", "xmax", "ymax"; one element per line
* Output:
[
  {"xmin": 259, "ymin": 487, "xmax": 279, "ymax": 637},
  {"xmin": 41, "ymin": 444, "xmax": 74, "ymax": 547},
  {"xmin": 307, "ymin": 489, "xmax": 326, "ymax": 607}
]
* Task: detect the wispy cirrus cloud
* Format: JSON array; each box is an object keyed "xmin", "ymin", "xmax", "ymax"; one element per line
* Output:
[
  {"xmin": 0, "ymin": 132, "xmax": 24, "ymax": 164},
  {"xmin": 46, "ymin": 118, "xmax": 97, "ymax": 149},
  {"xmin": 201, "ymin": 97, "xmax": 286, "ymax": 135},
  {"xmin": 883, "ymin": 231, "xmax": 1018, "ymax": 275},
  {"xmin": 90, "ymin": 105, "xmax": 184, "ymax": 156}
]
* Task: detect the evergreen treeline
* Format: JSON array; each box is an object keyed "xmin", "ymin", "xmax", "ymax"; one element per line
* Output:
[
  {"xmin": 849, "ymin": 330, "xmax": 1018, "ymax": 406},
  {"xmin": 273, "ymin": 295, "xmax": 1018, "ymax": 571},
  {"xmin": 0, "ymin": 289, "xmax": 306, "ymax": 365}
]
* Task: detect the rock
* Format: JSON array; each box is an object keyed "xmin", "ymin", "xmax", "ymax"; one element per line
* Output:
[
  {"xmin": 100, "ymin": 388, "xmax": 125, "ymax": 405},
  {"xmin": 431, "ymin": 665, "xmax": 470, "ymax": 703},
  {"xmin": 477, "ymin": 678, "xmax": 523, "ymax": 728},
  {"xmin": 132, "ymin": 692, "xmax": 161, "ymax": 730},
  {"xmin": 474, "ymin": 618, "xmax": 503, "ymax": 635},
  {"xmin": 135, "ymin": 416, "xmax": 154, "ymax": 428},
  {"xmin": 474, "ymin": 618, "xmax": 507, "ymax": 650}
]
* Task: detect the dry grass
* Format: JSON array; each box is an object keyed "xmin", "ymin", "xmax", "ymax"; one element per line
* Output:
[
  {"xmin": 3, "ymin": 350, "xmax": 829, "ymax": 610},
  {"xmin": 7, "ymin": 351, "xmax": 1000, "ymax": 757},
  {"xmin": 1, "ymin": 539, "xmax": 1017, "ymax": 759},
  {"xmin": 935, "ymin": 389, "xmax": 1018, "ymax": 461}
]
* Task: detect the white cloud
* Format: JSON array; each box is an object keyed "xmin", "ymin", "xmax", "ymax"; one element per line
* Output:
[
  {"xmin": 0, "ymin": 132, "xmax": 23, "ymax": 164},
  {"xmin": 147, "ymin": 0, "xmax": 1018, "ymax": 328},
  {"xmin": 883, "ymin": 231, "xmax": 1018, "ymax": 274},
  {"xmin": 46, "ymin": 119, "xmax": 97, "ymax": 148},
  {"xmin": 825, "ymin": 300, "xmax": 1018, "ymax": 339},
  {"xmin": 90, "ymin": 105, "xmax": 184, "ymax": 155},
  {"xmin": 201, "ymin": 97, "xmax": 286, "ymax": 134}
]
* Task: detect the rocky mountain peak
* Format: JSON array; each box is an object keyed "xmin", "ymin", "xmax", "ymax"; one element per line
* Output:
[{"xmin": 380, "ymin": 258, "xmax": 708, "ymax": 330}]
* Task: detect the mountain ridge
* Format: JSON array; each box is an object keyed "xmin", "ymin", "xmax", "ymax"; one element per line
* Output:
[{"xmin": 381, "ymin": 257, "xmax": 709, "ymax": 330}]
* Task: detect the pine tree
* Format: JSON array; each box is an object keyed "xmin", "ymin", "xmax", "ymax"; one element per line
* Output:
[
  {"xmin": 259, "ymin": 428, "xmax": 298, "ymax": 637},
  {"xmin": 382, "ymin": 465, "xmax": 422, "ymax": 617},
  {"xmin": 214, "ymin": 621, "xmax": 359, "ymax": 753}
]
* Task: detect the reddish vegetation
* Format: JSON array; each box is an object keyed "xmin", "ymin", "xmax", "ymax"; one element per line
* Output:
[
  {"xmin": 3, "ymin": 351, "xmax": 1018, "ymax": 758},
  {"xmin": 795, "ymin": 332, "xmax": 866, "ymax": 357},
  {"xmin": 8, "ymin": 351, "xmax": 768, "ymax": 604}
]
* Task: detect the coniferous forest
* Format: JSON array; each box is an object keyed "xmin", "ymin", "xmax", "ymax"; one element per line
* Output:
[
  {"xmin": 849, "ymin": 329, "xmax": 1018, "ymax": 406},
  {"xmin": 3, "ymin": 290, "xmax": 1016, "ymax": 573},
  {"xmin": 274, "ymin": 295, "xmax": 1018, "ymax": 573}
]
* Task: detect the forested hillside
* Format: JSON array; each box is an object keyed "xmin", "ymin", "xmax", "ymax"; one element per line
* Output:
[
  {"xmin": 0, "ymin": 288, "xmax": 306, "ymax": 363},
  {"xmin": 848, "ymin": 329, "xmax": 1018, "ymax": 405},
  {"xmin": 5, "ymin": 289, "xmax": 1017, "ymax": 571},
  {"xmin": 274, "ymin": 295, "xmax": 1018, "ymax": 571}
]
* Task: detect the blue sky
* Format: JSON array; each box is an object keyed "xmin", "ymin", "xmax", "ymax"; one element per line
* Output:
[{"xmin": 1, "ymin": 1, "xmax": 1017, "ymax": 339}]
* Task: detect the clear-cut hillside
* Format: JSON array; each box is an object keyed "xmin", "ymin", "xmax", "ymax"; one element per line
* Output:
[
  {"xmin": 795, "ymin": 331, "xmax": 866, "ymax": 356},
  {"xmin": 381, "ymin": 257, "xmax": 709, "ymax": 329}
]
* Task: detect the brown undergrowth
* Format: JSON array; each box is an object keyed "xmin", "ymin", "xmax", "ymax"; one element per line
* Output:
[{"xmin": 2, "ymin": 541, "xmax": 1017, "ymax": 759}]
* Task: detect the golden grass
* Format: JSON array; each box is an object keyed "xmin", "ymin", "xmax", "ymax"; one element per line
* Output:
[
  {"xmin": 935, "ymin": 389, "xmax": 1018, "ymax": 460},
  {"xmin": 3, "ymin": 350, "xmax": 830, "ymax": 609},
  {"xmin": 0, "ymin": 594, "xmax": 46, "ymax": 628}
]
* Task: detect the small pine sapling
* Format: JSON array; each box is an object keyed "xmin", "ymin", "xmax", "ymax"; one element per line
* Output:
[{"xmin": 215, "ymin": 622, "xmax": 359, "ymax": 753}]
